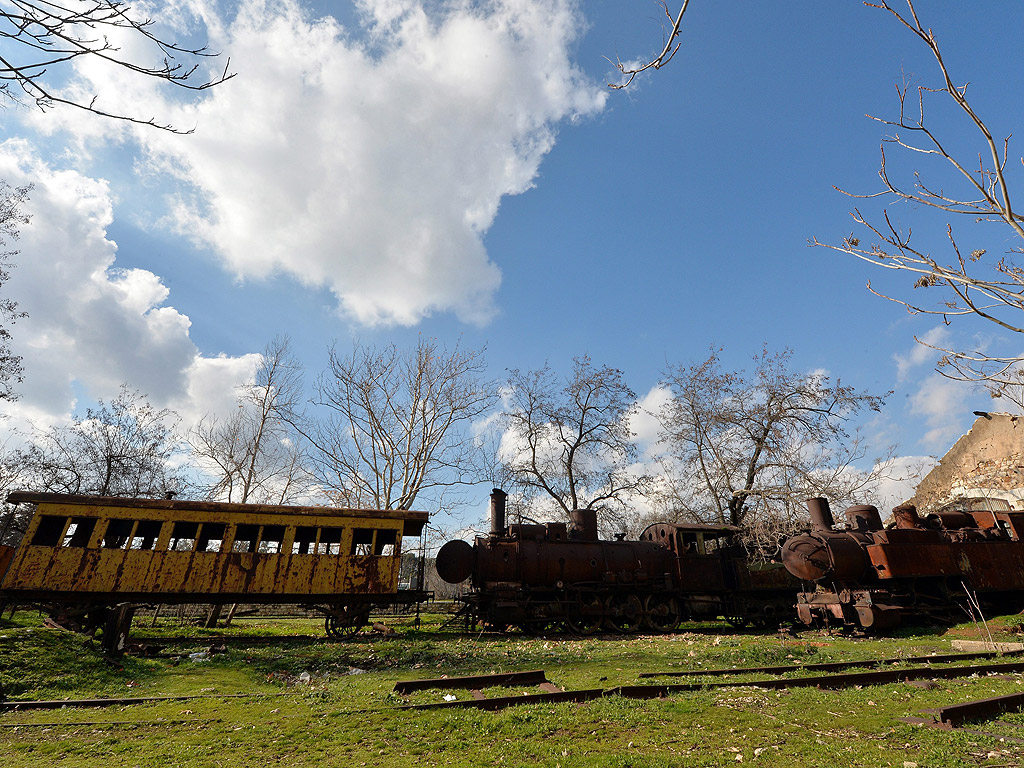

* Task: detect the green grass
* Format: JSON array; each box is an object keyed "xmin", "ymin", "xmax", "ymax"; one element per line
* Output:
[{"xmin": 2, "ymin": 610, "xmax": 1024, "ymax": 767}]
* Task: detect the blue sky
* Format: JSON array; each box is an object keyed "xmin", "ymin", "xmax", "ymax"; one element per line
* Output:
[{"xmin": 2, "ymin": 1, "xmax": 1022, "ymax": 518}]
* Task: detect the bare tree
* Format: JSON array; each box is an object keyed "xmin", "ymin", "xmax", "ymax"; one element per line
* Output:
[
  {"xmin": 499, "ymin": 356, "xmax": 652, "ymax": 533},
  {"xmin": 0, "ymin": 443, "xmax": 27, "ymax": 545},
  {"xmin": 655, "ymin": 348, "xmax": 894, "ymax": 552},
  {"xmin": 0, "ymin": 0, "xmax": 233, "ymax": 132},
  {"xmin": 16, "ymin": 385, "xmax": 186, "ymax": 497},
  {"xmin": 608, "ymin": 1, "xmax": 693, "ymax": 89},
  {"xmin": 810, "ymin": 1, "xmax": 1024, "ymax": 397},
  {"xmin": 189, "ymin": 337, "xmax": 309, "ymax": 505},
  {"xmin": 299, "ymin": 339, "xmax": 495, "ymax": 511},
  {"xmin": 0, "ymin": 181, "xmax": 29, "ymax": 402}
]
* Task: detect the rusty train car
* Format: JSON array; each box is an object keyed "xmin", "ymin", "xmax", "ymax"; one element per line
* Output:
[
  {"xmin": 780, "ymin": 497, "xmax": 1024, "ymax": 629},
  {"xmin": 435, "ymin": 490, "xmax": 799, "ymax": 634},
  {"xmin": 0, "ymin": 491, "xmax": 429, "ymax": 652}
]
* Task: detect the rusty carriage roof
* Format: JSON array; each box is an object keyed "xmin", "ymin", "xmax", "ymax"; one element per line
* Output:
[{"xmin": 5, "ymin": 491, "xmax": 429, "ymax": 536}]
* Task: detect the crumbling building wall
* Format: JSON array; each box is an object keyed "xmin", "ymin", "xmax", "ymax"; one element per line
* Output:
[{"xmin": 911, "ymin": 412, "xmax": 1024, "ymax": 512}]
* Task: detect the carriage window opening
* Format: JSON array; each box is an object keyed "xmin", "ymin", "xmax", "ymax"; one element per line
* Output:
[
  {"xmin": 258, "ymin": 525, "xmax": 285, "ymax": 554},
  {"xmin": 170, "ymin": 521, "xmax": 199, "ymax": 551},
  {"xmin": 679, "ymin": 534, "xmax": 698, "ymax": 554},
  {"xmin": 130, "ymin": 520, "xmax": 162, "ymax": 550},
  {"xmin": 102, "ymin": 519, "xmax": 134, "ymax": 549},
  {"xmin": 197, "ymin": 522, "xmax": 227, "ymax": 553},
  {"xmin": 317, "ymin": 527, "xmax": 342, "ymax": 555},
  {"xmin": 63, "ymin": 518, "xmax": 97, "ymax": 548},
  {"xmin": 31, "ymin": 515, "xmax": 66, "ymax": 546},
  {"xmin": 292, "ymin": 526, "xmax": 317, "ymax": 554},
  {"xmin": 351, "ymin": 528, "xmax": 374, "ymax": 556},
  {"xmin": 374, "ymin": 529, "xmax": 397, "ymax": 556},
  {"xmin": 233, "ymin": 524, "xmax": 259, "ymax": 553}
]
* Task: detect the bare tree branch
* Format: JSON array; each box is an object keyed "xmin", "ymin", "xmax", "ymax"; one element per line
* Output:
[
  {"xmin": 0, "ymin": 0, "xmax": 233, "ymax": 133},
  {"xmin": 498, "ymin": 356, "xmax": 652, "ymax": 534},
  {"xmin": 608, "ymin": 0, "xmax": 692, "ymax": 89},
  {"xmin": 814, "ymin": 1, "xmax": 1024, "ymax": 391},
  {"xmin": 654, "ymin": 347, "xmax": 897, "ymax": 555},
  {"xmin": 296, "ymin": 338, "xmax": 495, "ymax": 512}
]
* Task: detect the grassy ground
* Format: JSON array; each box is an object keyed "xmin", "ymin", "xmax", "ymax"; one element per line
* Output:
[{"xmin": 2, "ymin": 610, "xmax": 1024, "ymax": 767}]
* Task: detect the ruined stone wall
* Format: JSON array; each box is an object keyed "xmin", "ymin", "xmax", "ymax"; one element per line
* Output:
[{"xmin": 911, "ymin": 413, "xmax": 1024, "ymax": 512}]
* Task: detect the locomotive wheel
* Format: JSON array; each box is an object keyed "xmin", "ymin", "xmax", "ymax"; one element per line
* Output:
[
  {"xmin": 324, "ymin": 605, "xmax": 370, "ymax": 640},
  {"xmin": 604, "ymin": 594, "xmax": 643, "ymax": 634},
  {"xmin": 517, "ymin": 596, "xmax": 557, "ymax": 636},
  {"xmin": 565, "ymin": 592, "xmax": 604, "ymax": 635},
  {"xmin": 643, "ymin": 595, "xmax": 681, "ymax": 633}
]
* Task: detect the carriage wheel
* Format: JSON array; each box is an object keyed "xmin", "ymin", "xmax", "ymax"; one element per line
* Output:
[
  {"xmin": 324, "ymin": 605, "xmax": 370, "ymax": 640},
  {"xmin": 565, "ymin": 592, "xmax": 604, "ymax": 635},
  {"xmin": 643, "ymin": 595, "xmax": 681, "ymax": 633},
  {"xmin": 604, "ymin": 594, "xmax": 644, "ymax": 634}
]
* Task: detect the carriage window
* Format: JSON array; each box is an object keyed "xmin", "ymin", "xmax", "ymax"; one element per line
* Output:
[
  {"xmin": 317, "ymin": 527, "xmax": 342, "ymax": 555},
  {"xmin": 63, "ymin": 517, "xmax": 97, "ymax": 548},
  {"xmin": 292, "ymin": 526, "xmax": 317, "ymax": 554},
  {"xmin": 233, "ymin": 524, "xmax": 259, "ymax": 553},
  {"xmin": 31, "ymin": 515, "xmax": 66, "ymax": 546},
  {"xmin": 258, "ymin": 525, "xmax": 285, "ymax": 554},
  {"xmin": 374, "ymin": 529, "xmax": 397, "ymax": 556},
  {"xmin": 170, "ymin": 521, "xmax": 199, "ymax": 551},
  {"xmin": 351, "ymin": 528, "xmax": 374, "ymax": 556},
  {"xmin": 197, "ymin": 522, "xmax": 227, "ymax": 553},
  {"xmin": 102, "ymin": 519, "xmax": 134, "ymax": 549},
  {"xmin": 130, "ymin": 520, "xmax": 163, "ymax": 550}
]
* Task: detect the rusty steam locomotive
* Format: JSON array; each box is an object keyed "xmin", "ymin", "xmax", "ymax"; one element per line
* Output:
[
  {"xmin": 435, "ymin": 490, "xmax": 799, "ymax": 633},
  {"xmin": 780, "ymin": 497, "xmax": 1024, "ymax": 629}
]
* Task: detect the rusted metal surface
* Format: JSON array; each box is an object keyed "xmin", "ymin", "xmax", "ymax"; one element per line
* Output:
[
  {"xmin": 394, "ymin": 670, "xmax": 549, "ymax": 694},
  {"xmin": 394, "ymin": 669, "xmax": 604, "ymax": 711},
  {"xmin": 0, "ymin": 492, "xmax": 431, "ymax": 651},
  {"xmin": 1, "ymin": 692, "xmax": 293, "ymax": 711},
  {"xmin": 782, "ymin": 498, "xmax": 1024, "ymax": 630},
  {"xmin": 619, "ymin": 661, "xmax": 1024, "ymax": 697},
  {"xmin": 1, "ymin": 493, "xmax": 421, "ymax": 602},
  {"xmin": 5, "ymin": 492, "xmax": 428, "ymax": 536},
  {"xmin": 436, "ymin": 511, "xmax": 800, "ymax": 633},
  {"xmin": 401, "ymin": 688, "xmax": 605, "ymax": 711},
  {"xmin": 401, "ymin": 660, "xmax": 1024, "ymax": 712},
  {"xmin": 933, "ymin": 691, "xmax": 1024, "ymax": 727},
  {"xmin": 638, "ymin": 649, "xmax": 1024, "ymax": 678}
]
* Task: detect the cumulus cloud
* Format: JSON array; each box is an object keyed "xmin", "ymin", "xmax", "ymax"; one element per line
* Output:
[
  {"xmin": 0, "ymin": 140, "xmax": 257, "ymax": 434},
  {"xmin": 909, "ymin": 373, "xmax": 976, "ymax": 451},
  {"xmin": 35, "ymin": 0, "xmax": 607, "ymax": 327},
  {"xmin": 893, "ymin": 325, "xmax": 951, "ymax": 382}
]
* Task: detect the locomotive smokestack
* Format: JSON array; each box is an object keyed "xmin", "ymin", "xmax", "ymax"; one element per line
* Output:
[
  {"xmin": 489, "ymin": 488, "xmax": 507, "ymax": 536},
  {"xmin": 568, "ymin": 508, "xmax": 599, "ymax": 542},
  {"xmin": 806, "ymin": 497, "xmax": 834, "ymax": 531},
  {"xmin": 893, "ymin": 503, "xmax": 921, "ymax": 530}
]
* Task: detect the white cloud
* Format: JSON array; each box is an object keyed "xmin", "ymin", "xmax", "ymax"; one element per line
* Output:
[
  {"xmin": 910, "ymin": 372, "xmax": 976, "ymax": 451},
  {"xmin": 36, "ymin": 0, "xmax": 607, "ymax": 327},
  {"xmin": 864, "ymin": 454, "xmax": 936, "ymax": 511},
  {"xmin": 894, "ymin": 325, "xmax": 950, "ymax": 382},
  {"xmin": 629, "ymin": 384, "xmax": 671, "ymax": 457},
  {"xmin": 0, "ymin": 140, "xmax": 257, "ymax": 435}
]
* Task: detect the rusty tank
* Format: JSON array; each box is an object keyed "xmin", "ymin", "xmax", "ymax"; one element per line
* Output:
[{"xmin": 781, "ymin": 497, "xmax": 1024, "ymax": 629}]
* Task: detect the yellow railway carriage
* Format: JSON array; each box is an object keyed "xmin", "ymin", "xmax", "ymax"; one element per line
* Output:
[{"xmin": 0, "ymin": 492, "xmax": 429, "ymax": 651}]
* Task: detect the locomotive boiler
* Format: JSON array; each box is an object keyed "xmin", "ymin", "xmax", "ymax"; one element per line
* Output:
[
  {"xmin": 436, "ymin": 489, "xmax": 798, "ymax": 634},
  {"xmin": 781, "ymin": 497, "xmax": 1024, "ymax": 629}
]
